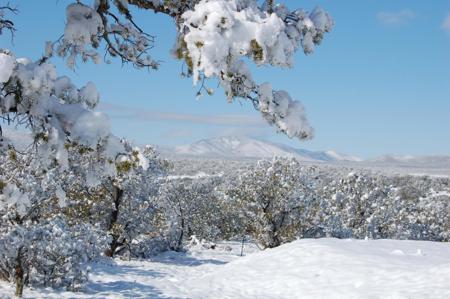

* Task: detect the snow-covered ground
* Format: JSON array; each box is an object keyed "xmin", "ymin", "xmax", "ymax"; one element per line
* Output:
[{"xmin": 1, "ymin": 238, "xmax": 449, "ymax": 299}]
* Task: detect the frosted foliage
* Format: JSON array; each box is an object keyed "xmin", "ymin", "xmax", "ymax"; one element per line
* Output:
[
  {"xmin": 45, "ymin": 140, "xmax": 170, "ymax": 259},
  {"xmin": 0, "ymin": 143, "xmax": 117, "ymax": 291},
  {"xmin": 0, "ymin": 53, "xmax": 14, "ymax": 83},
  {"xmin": 182, "ymin": 1, "xmax": 333, "ymax": 75},
  {"xmin": 210, "ymin": 159, "xmax": 450, "ymax": 247},
  {"xmin": 181, "ymin": 0, "xmax": 286, "ymax": 81},
  {"xmin": 64, "ymin": 3, "xmax": 103, "ymax": 46},
  {"xmin": 178, "ymin": 0, "xmax": 332, "ymax": 140},
  {"xmin": 46, "ymin": 0, "xmax": 333, "ymax": 141},
  {"xmin": 55, "ymin": 185, "xmax": 67, "ymax": 208},
  {"xmin": 158, "ymin": 175, "xmax": 224, "ymax": 250},
  {"xmin": 226, "ymin": 157, "xmax": 316, "ymax": 248},
  {"xmin": 71, "ymin": 111, "xmax": 110, "ymax": 148},
  {"xmin": 310, "ymin": 7, "xmax": 334, "ymax": 32},
  {"xmin": 79, "ymin": 81, "xmax": 100, "ymax": 108},
  {"xmin": 56, "ymin": 2, "xmax": 158, "ymax": 69},
  {"xmin": 258, "ymin": 84, "xmax": 313, "ymax": 139},
  {"xmin": 0, "ymin": 50, "xmax": 114, "ymax": 166},
  {"xmin": 0, "ymin": 184, "xmax": 30, "ymax": 217},
  {"xmin": 0, "ymin": 219, "xmax": 108, "ymax": 291},
  {"xmin": 0, "ymin": 134, "xmax": 167, "ymax": 290},
  {"xmin": 59, "ymin": 3, "xmax": 104, "ymax": 67}
]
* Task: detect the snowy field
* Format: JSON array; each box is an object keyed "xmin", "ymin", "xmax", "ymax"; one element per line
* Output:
[{"xmin": 1, "ymin": 238, "xmax": 449, "ymax": 299}]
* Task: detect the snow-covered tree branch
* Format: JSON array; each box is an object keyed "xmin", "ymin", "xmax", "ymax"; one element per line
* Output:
[
  {"xmin": 0, "ymin": 4, "xmax": 16, "ymax": 38},
  {"xmin": 53, "ymin": 0, "xmax": 333, "ymax": 140}
]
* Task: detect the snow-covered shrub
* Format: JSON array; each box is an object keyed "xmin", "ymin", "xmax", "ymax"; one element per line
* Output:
[
  {"xmin": 0, "ymin": 134, "xmax": 169, "ymax": 294},
  {"xmin": 317, "ymin": 171, "xmax": 394, "ymax": 239},
  {"xmin": 0, "ymin": 144, "xmax": 110, "ymax": 293},
  {"xmin": 225, "ymin": 157, "xmax": 319, "ymax": 248},
  {"xmin": 158, "ymin": 175, "xmax": 226, "ymax": 251},
  {"xmin": 101, "ymin": 144, "xmax": 169, "ymax": 257},
  {"xmin": 386, "ymin": 177, "xmax": 450, "ymax": 241},
  {"xmin": 213, "ymin": 159, "xmax": 449, "ymax": 246},
  {"xmin": 0, "ymin": 131, "xmax": 170, "ymax": 294},
  {"xmin": 0, "ymin": 141, "xmax": 114, "ymax": 295},
  {"xmin": 314, "ymin": 171, "xmax": 450, "ymax": 241},
  {"xmin": 127, "ymin": 235, "xmax": 171, "ymax": 259},
  {"xmin": 59, "ymin": 142, "xmax": 169, "ymax": 257},
  {"xmin": 0, "ymin": 218, "xmax": 108, "ymax": 292}
]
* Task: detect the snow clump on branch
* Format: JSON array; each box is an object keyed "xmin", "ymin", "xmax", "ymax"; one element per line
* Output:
[
  {"xmin": 177, "ymin": 0, "xmax": 333, "ymax": 139},
  {"xmin": 0, "ymin": 50, "xmax": 117, "ymax": 168}
]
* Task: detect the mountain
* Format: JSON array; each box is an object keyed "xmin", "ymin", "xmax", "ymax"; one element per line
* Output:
[
  {"xmin": 365, "ymin": 155, "xmax": 450, "ymax": 169},
  {"xmin": 166, "ymin": 136, "xmax": 361, "ymax": 162}
]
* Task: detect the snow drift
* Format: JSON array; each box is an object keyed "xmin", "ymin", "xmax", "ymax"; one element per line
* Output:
[{"xmin": 1, "ymin": 238, "xmax": 449, "ymax": 298}]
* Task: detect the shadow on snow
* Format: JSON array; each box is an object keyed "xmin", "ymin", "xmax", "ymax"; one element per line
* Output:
[
  {"xmin": 79, "ymin": 251, "xmax": 227, "ymax": 298},
  {"xmin": 151, "ymin": 251, "xmax": 227, "ymax": 267}
]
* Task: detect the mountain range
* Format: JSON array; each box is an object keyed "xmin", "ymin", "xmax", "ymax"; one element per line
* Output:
[
  {"xmin": 164, "ymin": 136, "xmax": 362, "ymax": 162},
  {"xmin": 161, "ymin": 136, "xmax": 450, "ymax": 176},
  {"xmin": 3, "ymin": 128, "xmax": 449, "ymax": 175}
]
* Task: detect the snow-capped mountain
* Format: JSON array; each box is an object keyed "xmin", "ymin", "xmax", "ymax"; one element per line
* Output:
[{"xmin": 168, "ymin": 136, "xmax": 361, "ymax": 162}]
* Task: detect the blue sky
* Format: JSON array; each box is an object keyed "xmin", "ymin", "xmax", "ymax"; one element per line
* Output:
[{"xmin": 1, "ymin": 0, "xmax": 449, "ymax": 158}]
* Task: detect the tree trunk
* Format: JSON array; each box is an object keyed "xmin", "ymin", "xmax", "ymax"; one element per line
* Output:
[
  {"xmin": 106, "ymin": 238, "xmax": 123, "ymax": 258},
  {"xmin": 15, "ymin": 248, "xmax": 24, "ymax": 297},
  {"xmin": 176, "ymin": 218, "xmax": 185, "ymax": 251},
  {"xmin": 105, "ymin": 186, "xmax": 124, "ymax": 257},
  {"xmin": 267, "ymin": 220, "xmax": 281, "ymax": 248}
]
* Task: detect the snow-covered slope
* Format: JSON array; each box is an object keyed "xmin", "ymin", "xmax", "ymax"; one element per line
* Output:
[
  {"xmin": 177, "ymin": 239, "xmax": 450, "ymax": 299},
  {"xmin": 2, "ymin": 238, "xmax": 449, "ymax": 298},
  {"xmin": 171, "ymin": 136, "xmax": 360, "ymax": 162}
]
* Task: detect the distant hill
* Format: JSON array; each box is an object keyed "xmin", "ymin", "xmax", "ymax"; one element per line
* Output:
[
  {"xmin": 159, "ymin": 136, "xmax": 450, "ymax": 176},
  {"xmin": 163, "ymin": 136, "xmax": 362, "ymax": 162},
  {"xmin": 3, "ymin": 129, "xmax": 449, "ymax": 176},
  {"xmin": 364, "ymin": 155, "xmax": 450, "ymax": 170}
]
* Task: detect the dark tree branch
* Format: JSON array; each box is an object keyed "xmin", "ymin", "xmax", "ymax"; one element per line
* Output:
[{"xmin": 0, "ymin": 4, "xmax": 18, "ymax": 39}]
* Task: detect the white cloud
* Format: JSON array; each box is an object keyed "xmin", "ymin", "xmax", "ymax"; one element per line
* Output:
[
  {"xmin": 214, "ymin": 126, "xmax": 270, "ymax": 139},
  {"xmin": 442, "ymin": 13, "xmax": 450, "ymax": 33},
  {"xmin": 162, "ymin": 129, "xmax": 193, "ymax": 139},
  {"xmin": 377, "ymin": 9, "xmax": 415, "ymax": 25},
  {"xmin": 98, "ymin": 102, "xmax": 265, "ymax": 127}
]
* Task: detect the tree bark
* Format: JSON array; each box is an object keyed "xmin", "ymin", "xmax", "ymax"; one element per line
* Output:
[
  {"xmin": 15, "ymin": 247, "xmax": 24, "ymax": 297},
  {"xmin": 105, "ymin": 186, "xmax": 124, "ymax": 257},
  {"xmin": 176, "ymin": 217, "xmax": 185, "ymax": 251}
]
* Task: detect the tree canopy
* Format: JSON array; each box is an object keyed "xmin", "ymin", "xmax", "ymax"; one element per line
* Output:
[{"xmin": 1, "ymin": 0, "xmax": 334, "ymax": 158}]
